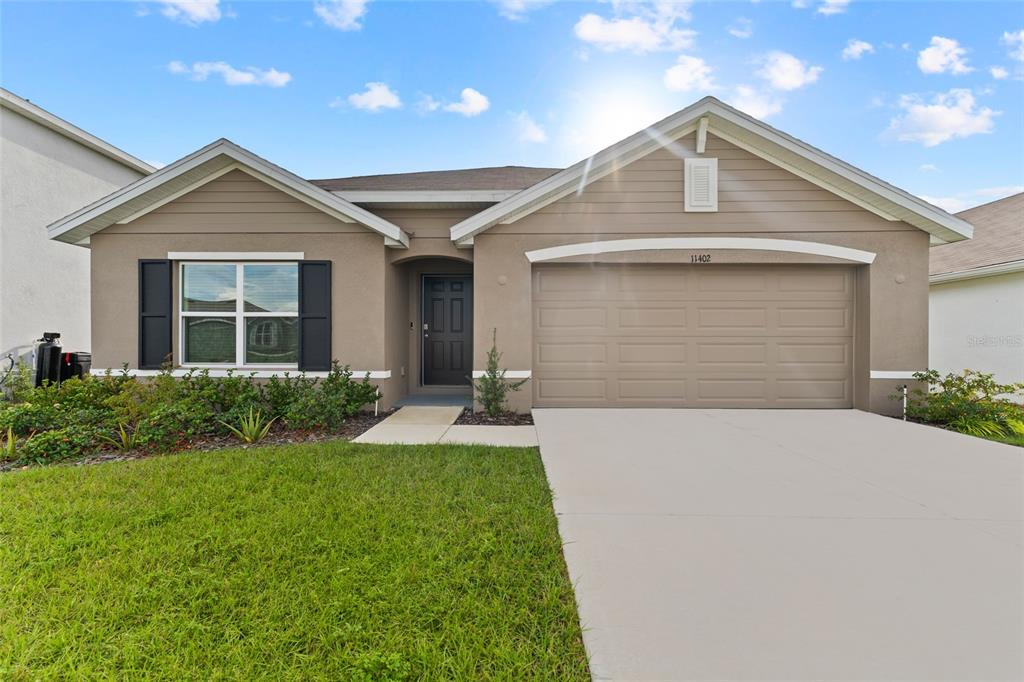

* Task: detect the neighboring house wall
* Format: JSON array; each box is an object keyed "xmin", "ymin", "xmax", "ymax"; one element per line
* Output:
[
  {"xmin": 475, "ymin": 133, "xmax": 929, "ymax": 414},
  {"xmin": 929, "ymin": 272, "xmax": 1024, "ymax": 385},
  {"xmin": 0, "ymin": 105, "xmax": 145, "ymax": 354},
  {"xmin": 89, "ymin": 171, "xmax": 388, "ymax": 377}
]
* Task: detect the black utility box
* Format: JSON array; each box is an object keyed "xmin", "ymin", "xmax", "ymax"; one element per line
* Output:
[{"xmin": 59, "ymin": 352, "xmax": 92, "ymax": 382}]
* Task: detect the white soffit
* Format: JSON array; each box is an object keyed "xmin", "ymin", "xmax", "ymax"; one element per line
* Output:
[
  {"xmin": 47, "ymin": 139, "xmax": 410, "ymax": 248},
  {"xmin": 449, "ymin": 96, "xmax": 973, "ymax": 245}
]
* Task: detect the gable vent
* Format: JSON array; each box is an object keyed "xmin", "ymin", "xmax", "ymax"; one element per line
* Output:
[{"xmin": 684, "ymin": 157, "xmax": 718, "ymax": 212}]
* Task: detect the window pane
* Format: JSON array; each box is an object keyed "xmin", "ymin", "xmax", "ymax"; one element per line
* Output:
[
  {"xmin": 182, "ymin": 264, "xmax": 236, "ymax": 312},
  {"xmin": 184, "ymin": 317, "xmax": 236, "ymax": 363},
  {"xmin": 244, "ymin": 264, "xmax": 298, "ymax": 313},
  {"xmin": 245, "ymin": 317, "xmax": 298, "ymax": 364}
]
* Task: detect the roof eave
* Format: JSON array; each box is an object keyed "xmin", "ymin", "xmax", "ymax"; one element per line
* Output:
[{"xmin": 1, "ymin": 88, "xmax": 155, "ymax": 175}]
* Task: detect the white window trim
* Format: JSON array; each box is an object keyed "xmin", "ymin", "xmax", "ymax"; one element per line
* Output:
[
  {"xmin": 179, "ymin": 261, "xmax": 299, "ymax": 369},
  {"xmin": 169, "ymin": 251, "xmax": 304, "ymax": 261},
  {"xmin": 471, "ymin": 370, "xmax": 531, "ymax": 379}
]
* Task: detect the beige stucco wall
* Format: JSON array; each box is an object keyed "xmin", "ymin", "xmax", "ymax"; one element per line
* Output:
[
  {"xmin": 474, "ymin": 132, "xmax": 929, "ymax": 415},
  {"xmin": 0, "ymin": 106, "xmax": 145, "ymax": 355},
  {"xmin": 90, "ymin": 170, "xmax": 390, "ymax": 382}
]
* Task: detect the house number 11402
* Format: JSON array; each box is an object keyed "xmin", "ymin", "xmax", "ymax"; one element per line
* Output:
[{"xmin": 690, "ymin": 254, "xmax": 711, "ymax": 263}]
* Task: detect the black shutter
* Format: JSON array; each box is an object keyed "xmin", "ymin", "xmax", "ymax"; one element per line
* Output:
[
  {"xmin": 138, "ymin": 259, "xmax": 173, "ymax": 369},
  {"xmin": 298, "ymin": 261, "xmax": 332, "ymax": 371}
]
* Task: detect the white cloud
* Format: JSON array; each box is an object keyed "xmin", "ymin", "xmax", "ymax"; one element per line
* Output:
[
  {"xmin": 757, "ymin": 51, "xmax": 823, "ymax": 90},
  {"xmin": 663, "ymin": 55, "xmax": 716, "ymax": 92},
  {"xmin": 573, "ymin": 2, "xmax": 695, "ymax": 53},
  {"xmin": 314, "ymin": 0, "xmax": 368, "ymax": 31},
  {"xmin": 817, "ymin": 0, "xmax": 849, "ymax": 15},
  {"xmin": 159, "ymin": 0, "xmax": 221, "ymax": 25},
  {"xmin": 493, "ymin": 0, "xmax": 551, "ymax": 20},
  {"xmin": 791, "ymin": 0, "xmax": 807, "ymax": 7},
  {"xmin": 919, "ymin": 163, "xmax": 938, "ymax": 172},
  {"xmin": 167, "ymin": 61, "xmax": 291, "ymax": 87},
  {"xmin": 443, "ymin": 88, "xmax": 490, "ymax": 117},
  {"xmin": 1002, "ymin": 30, "xmax": 1024, "ymax": 62},
  {"xmin": 417, "ymin": 94, "xmax": 441, "ymax": 113},
  {"xmin": 887, "ymin": 89, "xmax": 998, "ymax": 147},
  {"xmin": 920, "ymin": 186, "xmax": 1024, "ymax": 213},
  {"xmin": 917, "ymin": 36, "xmax": 973, "ymax": 74},
  {"xmin": 842, "ymin": 39, "xmax": 874, "ymax": 60},
  {"xmin": 728, "ymin": 85, "xmax": 783, "ymax": 119},
  {"xmin": 990, "ymin": 66, "xmax": 1009, "ymax": 79},
  {"xmin": 346, "ymin": 82, "xmax": 401, "ymax": 111},
  {"xmin": 515, "ymin": 111, "xmax": 547, "ymax": 142},
  {"xmin": 728, "ymin": 17, "xmax": 752, "ymax": 39}
]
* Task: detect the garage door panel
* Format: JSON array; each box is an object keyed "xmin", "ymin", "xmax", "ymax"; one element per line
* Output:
[
  {"xmin": 533, "ymin": 264, "xmax": 854, "ymax": 408},
  {"xmin": 617, "ymin": 305, "xmax": 688, "ymax": 330},
  {"xmin": 777, "ymin": 341, "xmax": 850, "ymax": 366},
  {"xmin": 618, "ymin": 341, "xmax": 687, "ymax": 365},
  {"xmin": 536, "ymin": 305, "xmax": 607, "ymax": 330}
]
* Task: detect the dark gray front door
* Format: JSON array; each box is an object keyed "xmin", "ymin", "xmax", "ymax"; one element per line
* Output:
[{"xmin": 422, "ymin": 276, "xmax": 472, "ymax": 386}]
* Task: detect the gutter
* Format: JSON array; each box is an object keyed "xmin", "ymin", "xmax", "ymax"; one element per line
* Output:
[{"xmin": 929, "ymin": 259, "xmax": 1024, "ymax": 284}]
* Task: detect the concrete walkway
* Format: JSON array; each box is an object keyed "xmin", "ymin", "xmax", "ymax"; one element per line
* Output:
[
  {"xmin": 353, "ymin": 406, "xmax": 537, "ymax": 447},
  {"xmin": 534, "ymin": 409, "xmax": 1023, "ymax": 681}
]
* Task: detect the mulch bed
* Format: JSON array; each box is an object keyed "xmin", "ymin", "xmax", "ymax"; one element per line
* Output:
[
  {"xmin": 0, "ymin": 410, "xmax": 395, "ymax": 472},
  {"xmin": 454, "ymin": 409, "xmax": 534, "ymax": 426}
]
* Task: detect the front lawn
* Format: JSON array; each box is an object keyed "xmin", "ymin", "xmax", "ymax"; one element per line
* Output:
[{"xmin": 0, "ymin": 443, "xmax": 589, "ymax": 680}]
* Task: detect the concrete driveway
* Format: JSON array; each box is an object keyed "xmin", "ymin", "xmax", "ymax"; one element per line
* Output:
[{"xmin": 534, "ymin": 409, "xmax": 1023, "ymax": 681}]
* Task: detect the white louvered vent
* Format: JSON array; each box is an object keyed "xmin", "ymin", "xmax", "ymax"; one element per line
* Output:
[{"xmin": 684, "ymin": 157, "xmax": 718, "ymax": 212}]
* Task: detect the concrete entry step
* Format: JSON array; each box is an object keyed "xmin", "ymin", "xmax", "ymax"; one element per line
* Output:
[{"xmin": 353, "ymin": 406, "xmax": 538, "ymax": 447}]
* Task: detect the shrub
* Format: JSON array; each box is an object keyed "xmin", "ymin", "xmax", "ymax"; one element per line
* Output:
[
  {"xmin": 0, "ymin": 360, "xmax": 381, "ymax": 464},
  {"xmin": 903, "ymin": 369, "xmax": 1024, "ymax": 439},
  {"xmin": 18, "ymin": 427, "xmax": 97, "ymax": 464},
  {"xmin": 472, "ymin": 329, "xmax": 527, "ymax": 417}
]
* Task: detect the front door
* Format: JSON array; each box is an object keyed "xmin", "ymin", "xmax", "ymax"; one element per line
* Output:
[{"xmin": 422, "ymin": 275, "xmax": 473, "ymax": 386}]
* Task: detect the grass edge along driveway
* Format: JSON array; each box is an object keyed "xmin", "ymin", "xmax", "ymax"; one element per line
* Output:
[{"xmin": 0, "ymin": 442, "xmax": 589, "ymax": 680}]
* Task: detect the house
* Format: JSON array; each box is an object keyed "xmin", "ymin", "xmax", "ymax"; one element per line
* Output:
[
  {"xmin": 929, "ymin": 192, "xmax": 1023, "ymax": 386},
  {"xmin": 47, "ymin": 96, "xmax": 973, "ymax": 415},
  {"xmin": 0, "ymin": 88, "xmax": 153, "ymax": 361}
]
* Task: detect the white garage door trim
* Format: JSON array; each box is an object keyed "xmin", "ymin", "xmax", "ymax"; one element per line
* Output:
[{"xmin": 525, "ymin": 238, "xmax": 877, "ymax": 265}]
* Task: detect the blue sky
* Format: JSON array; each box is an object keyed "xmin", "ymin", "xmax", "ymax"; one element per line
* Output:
[{"xmin": 2, "ymin": 0, "xmax": 1022, "ymax": 211}]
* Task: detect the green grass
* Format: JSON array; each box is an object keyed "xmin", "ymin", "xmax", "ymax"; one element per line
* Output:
[
  {"xmin": 0, "ymin": 443, "xmax": 589, "ymax": 680},
  {"xmin": 991, "ymin": 432, "xmax": 1024, "ymax": 447}
]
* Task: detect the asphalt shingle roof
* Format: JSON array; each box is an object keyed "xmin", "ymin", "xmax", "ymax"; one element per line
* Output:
[{"xmin": 930, "ymin": 192, "xmax": 1024, "ymax": 276}]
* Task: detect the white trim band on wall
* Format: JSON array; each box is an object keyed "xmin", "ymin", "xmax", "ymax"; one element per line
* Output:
[
  {"xmin": 870, "ymin": 370, "xmax": 924, "ymax": 380},
  {"xmin": 471, "ymin": 370, "xmax": 532, "ymax": 379},
  {"xmin": 91, "ymin": 368, "xmax": 391, "ymax": 379},
  {"xmin": 168, "ymin": 252, "xmax": 305, "ymax": 261},
  {"xmin": 525, "ymin": 238, "xmax": 877, "ymax": 264}
]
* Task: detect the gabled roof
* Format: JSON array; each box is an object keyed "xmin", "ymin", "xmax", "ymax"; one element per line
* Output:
[
  {"xmin": 48, "ymin": 139, "xmax": 409, "ymax": 247},
  {"xmin": 930, "ymin": 192, "xmax": 1024, "ymax": 279},
  {"xmin": 1, "ymin": 87, "xmax": 155, "ymax": 175},
  {"xmin": 449, "ymin": 96, "xmax": 974, "ymax": 246}
]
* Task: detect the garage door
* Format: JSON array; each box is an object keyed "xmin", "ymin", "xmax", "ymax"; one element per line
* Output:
[{"xmin": 532, "ymin": 263, "xmax": 855, "ymax": 408}]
